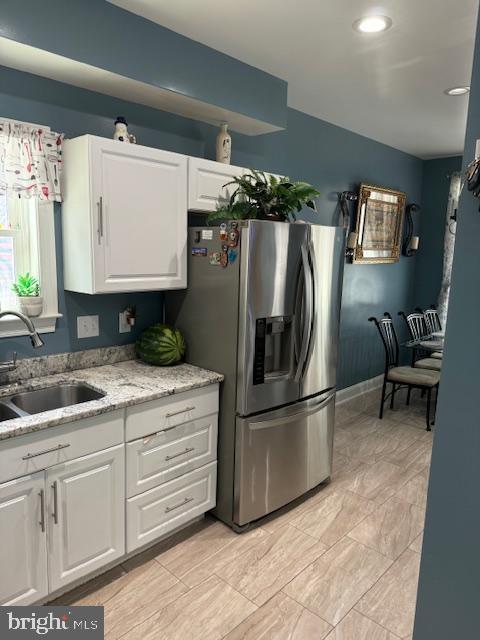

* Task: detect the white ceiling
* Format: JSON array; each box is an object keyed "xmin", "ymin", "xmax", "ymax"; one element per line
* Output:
[{"xmin": 109, "ymin": 0, "xmax": 478, "ymax": 159}]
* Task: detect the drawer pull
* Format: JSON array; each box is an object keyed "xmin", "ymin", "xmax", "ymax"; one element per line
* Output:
[
  {"xmin": 22, "ymin": 443, "xmax": 71, "ymax": 460},
  {"xmin": 38, "ymin": 489, "xmax": 46, "ymax": 533},
  {"xmin": 165, "ymin": 496, "xmax": 193, "ymax": 513},
  {"xmin": 51, "ymin": 481, "xmax": 59, "ymax": 525},
  {"xmin": 165, "ymin": 447, "xmax": 195, "ymax": 461},
  {"xmin": 165, "ymin": 405, "xmax": 195, "ymax": 418}
]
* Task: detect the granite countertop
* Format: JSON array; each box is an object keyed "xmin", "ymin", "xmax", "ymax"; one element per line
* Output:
[{"xmin": 0, "ymin": 359, "xmax": 223, "ymax": 441}]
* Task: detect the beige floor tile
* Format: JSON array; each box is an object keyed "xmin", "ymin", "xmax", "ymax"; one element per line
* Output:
[
  {"xmin": 348, "ymin": 496, "xmax": 425, "ymax": 560},
  {"xmin": 396, "ymin": 468, "xmax": 430, "ymax": 509},
  {"xmin": 382, "ymin": 439, "xmax": 432, "ymax": 470},
  {"xmin": 224, "ymin": 592, "xmax": 332, "ymax": 640},
  {"xmin": 154, "ymin": 517, "xmax": 238, "ymax": 578},
  {"xmin": 291, "ymin": 490, "xmax": 375, "ymax": 547},
  {"xmin": 324, "ymin": 610, "xmax": 400, "ymax": 639},
  {"xmin": 50, "ymin": 565, "xmax": 127, "ymax": 606},
  {"xmin": 101, "ymin": 560, "xmax": 187, "ymax": 639},
  {"xmin": 261, "ymin": 487, "xmax": 329, "ymax": 535},
  {"xmin": 409, "ymin": 531, "xmax": 424, "ymax": 553},
  {"xmin": 284, "ymin": 537, "xmax": 392, "ymax": 626},
  {"xmin": 345, "ymin": 460, "xmax": 418, "ymax": 504},
  {"xmin": 337, "ymin": 426, "xmax": 421, "ymax": 465},
  {"xmin": 122, "ymin": 575, "xmax": 256, "ymax": 640},
  {"xmin": 181, "ymin": 526, "xmax": 269, "ymax": 588},
  {"xmin": 216, "ymin": 524, "xmax": 327, "ymax": 606},
  {"xmin": 356, "ymin": 549, "xmax": 421, "ymax": 638}
]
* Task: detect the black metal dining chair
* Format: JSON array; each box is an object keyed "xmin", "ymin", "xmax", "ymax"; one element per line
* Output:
[
  {"xmin": 369, "ymin": 313, "xmax": 440, "ymax": 430},
  {"xmin": 398, "ymin": 311, "xmax": 441, "ymax": 372},
  {"xmin": 415, "ymin": 306, "xmax": 443, "ymax": 360}
]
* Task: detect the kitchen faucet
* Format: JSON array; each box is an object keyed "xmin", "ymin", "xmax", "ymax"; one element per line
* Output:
[{"xmin": 0, "ymin": 310, "xmax": 45, "ymax": 375}]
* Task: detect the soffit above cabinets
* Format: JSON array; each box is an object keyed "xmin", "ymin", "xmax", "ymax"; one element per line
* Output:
[
  {"xmin": 0, "ymin": 0, "xmax": 287, "ymax": 136},
  {"xmin": 109, "ymin": 0, "xmax": 478, "ymax": 158},
  {"xmin": 0, "ymin": 38, "xmax": 282, "ymax": 136}
]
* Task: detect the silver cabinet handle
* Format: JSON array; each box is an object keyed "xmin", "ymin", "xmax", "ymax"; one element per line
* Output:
[
  {"xmin": 51, "ymin": 481, "xmax": 58, "ymax": 525},
  {"xmin": 38, "ymin": 489, "xmax": 45, "ymax": 533},
  {"xmin": 97, "ymin": 196, "xmax": 103, "ymax": 243},
  {"xmin": 165, "ymin": 496, "xmax": 193, "ymax": 513},
  {"xmin": 22, "ymin": 443, "xmax": 71, "ymax": 461},
  {"xmin": 165, "ymin": 405, "xmax": 195, "ymax": 418},
  {"xmin": 165, "ymin": 447, "xmax": 194, "ymax": 461}
]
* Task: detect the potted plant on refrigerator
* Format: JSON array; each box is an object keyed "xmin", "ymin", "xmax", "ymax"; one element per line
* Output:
[
  {"xmin": 209, "ymin": 170, "xmax": 320, "ymax": 222},
  {"xmin": 12, "ymin": 273, "xmax": 43, "ymax": 317}
]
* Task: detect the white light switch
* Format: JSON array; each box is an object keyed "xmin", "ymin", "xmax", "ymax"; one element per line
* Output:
[{"xmin": 77, "ymin": 315, "xmax": 99, "ymax": 339}]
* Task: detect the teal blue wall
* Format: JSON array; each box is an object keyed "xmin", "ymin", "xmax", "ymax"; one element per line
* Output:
[
  {"xmin": 413, "ymin": 8, "xmax": 480, "ymax": 639},
  {"xmin": 414, "ymin": 155, "xmax": 463, "ymax": 310},
  {"xmin": 0, "ymin": 65, "xmax": 424, "ymax": 388}
]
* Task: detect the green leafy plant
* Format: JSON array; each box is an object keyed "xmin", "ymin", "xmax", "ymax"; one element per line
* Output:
[
  {"xmin": 11, "ymin": 273, "xmax": 40, "ymax": 297},
  {"xmin": 208, "ymin": 170, "xmax": 320, "ymax": 223}
]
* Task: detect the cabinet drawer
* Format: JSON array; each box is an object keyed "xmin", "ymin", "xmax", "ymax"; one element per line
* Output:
[
  {"xmin": 126, "ymin": 414, "xmax": 218, "ymax": 497},
  {"xmin": 125, "ymin": 385, "xmax": 219, "ymax": 441},
  {"xmin": 126, "ymin": 462, "xmax": 216, "ymax": 553},
  {"xmin": 188, "ymin": 157, "xmax": 245, "ymax": 212},
  {"xmin": 0, "ymin": 410, "xmax": 124, "ymax": 484}
]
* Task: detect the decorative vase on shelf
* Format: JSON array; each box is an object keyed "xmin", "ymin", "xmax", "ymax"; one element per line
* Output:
[{"xmin": 216, "ymin": 123, "xmax": 232, "ymax": 164}]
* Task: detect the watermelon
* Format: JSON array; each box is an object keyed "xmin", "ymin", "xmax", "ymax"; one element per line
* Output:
[{"xmin": 136, "ymin": 323, "xmax": 186, "ymax": 366}]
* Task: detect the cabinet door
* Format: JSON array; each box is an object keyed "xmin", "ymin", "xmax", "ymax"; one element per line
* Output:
[
  {"xmin": 0, "ymin": 472, "xmax": 48, "ymax": 605},
  {"xmin": 47, "ymin": 445, "xmax": 125, "ymax": 593},
  {"xmin": 91, "ymin": 139, "xmax": 187, "ymax": 292},
  {"xmin": 188, "ymin": 157, "xmax": 245, "ymax": 212}
]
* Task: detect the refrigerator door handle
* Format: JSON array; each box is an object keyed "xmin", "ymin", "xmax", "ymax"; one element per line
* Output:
[
  {"xmin": 303, "ymin": 240, "xmax": 318, "ymax": 375},
  {"xmin": 295, "ymin": 243, "xmax": 313, "ymax": 381},
  {"xmin": 248, "ymin": 391, "xmax": 335, "ymax": 430}
]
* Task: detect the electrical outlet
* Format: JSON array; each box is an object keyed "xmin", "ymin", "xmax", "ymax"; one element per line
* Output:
[
  {"xmin": 119, "ymin": 310, "xmax": 131, "ymax": 333},
  {"xmin": 77, "ymin": 315, "xmax": 99, "ymax": 339}
]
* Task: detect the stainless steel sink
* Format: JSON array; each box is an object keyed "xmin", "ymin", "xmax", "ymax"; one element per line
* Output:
[
  {"xmin": 9, "ymin": 383, "xmax": 105, "ymax": 415},
  {"xmin": 0, "ymin": 403, "xmax": 23, "ymax": 421}
]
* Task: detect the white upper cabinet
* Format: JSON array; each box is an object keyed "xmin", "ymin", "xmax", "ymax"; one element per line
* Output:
[
  {"xmin": 0, "ymin": 472, "xmax": 48, "ymax": 605},
  {"xmin": 62, "ymin": 135, "xmax": 187, "ymax": 293},
  {"xmin": 188, "ymin": 157, "xmax": 245, "ymax": 212}
]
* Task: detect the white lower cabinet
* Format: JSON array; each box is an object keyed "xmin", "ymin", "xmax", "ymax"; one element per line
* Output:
[
  {"xmin": 0, "ymin": 384, "xmax": 219, "ymax": 603},
  {"xmin": 126, "ymin": 462, "xmax": 217, "ymax": 553},
  {"xmin": 0, "ymin": 472, "xmax": 48, "ymax": 605},
  {"xmin": 47, "ymin": 444, "xmax": 125, "ymax": 592}
]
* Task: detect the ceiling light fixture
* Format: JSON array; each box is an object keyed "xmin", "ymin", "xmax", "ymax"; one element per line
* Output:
[
  {"xmin": 353, "ymin": 15, "xmax": 392, "ymax": 33},
  {"xmin": 444, "ymin": 86, "xmax": 470, "ymax": 96}
]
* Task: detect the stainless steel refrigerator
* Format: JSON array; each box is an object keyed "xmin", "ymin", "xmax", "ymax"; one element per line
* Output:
[{"xmin": 166, "ymin": 220, "xmax": 344, "ymax": 530}]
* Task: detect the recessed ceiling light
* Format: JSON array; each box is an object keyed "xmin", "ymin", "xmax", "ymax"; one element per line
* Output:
[
  {"xmin": 353, "ymin": 15, "xmax": 392, "ymax": 33},
  {"xmin": 444, "ymin": 86, "xmax": 470, "ymax": 96}
]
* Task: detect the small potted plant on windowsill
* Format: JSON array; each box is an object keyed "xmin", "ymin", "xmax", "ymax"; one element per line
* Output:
[{"xmin": 12, "ymin": 273, "xmax": 43, "ymax": 317}]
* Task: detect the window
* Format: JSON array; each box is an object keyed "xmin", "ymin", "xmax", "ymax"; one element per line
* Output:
[{"xmin": 0, "ymin": 192, "xmax": 60, "ymax": 336}]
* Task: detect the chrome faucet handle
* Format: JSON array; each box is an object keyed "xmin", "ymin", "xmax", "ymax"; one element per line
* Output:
[{"xmin": 0, "ymin": 351, "xmax": 18, "ymax": 375}]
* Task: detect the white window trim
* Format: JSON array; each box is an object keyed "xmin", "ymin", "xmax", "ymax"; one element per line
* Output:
[{"xmin": 0, "ymin": 200, "xmax": 62, "ymax": 337}]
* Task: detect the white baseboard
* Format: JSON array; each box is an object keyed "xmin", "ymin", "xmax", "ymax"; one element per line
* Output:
[{"xmin": 335, "ymin": 374, "xmax": 384, "ymax": 406}]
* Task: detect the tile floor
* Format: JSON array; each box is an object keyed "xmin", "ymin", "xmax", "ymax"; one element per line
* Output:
[{"xmin": 53, "ymin": 387, "xmax": 432, "ymax": 639}]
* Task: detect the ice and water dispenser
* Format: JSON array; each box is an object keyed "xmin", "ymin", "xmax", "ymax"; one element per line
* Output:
[{"xmin": 253, "ymin": 317, "xmax": 293, "ymax": 384}]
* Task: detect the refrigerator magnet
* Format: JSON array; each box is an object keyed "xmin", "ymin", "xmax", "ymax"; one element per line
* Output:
[
  {"xmin": 220, "ymin": 223, "xmax": 228, "ymax": 241},
  {"xmin": 191, "ymin": 247, "xmax": 208, "ymax": 257},
  {"xmin": 227, "ymin": 248, "xmax": 238, "ymax": 264},
  {"xmin": 228, "ymin": 228, "xmax": 239, "ymax": 247},
  {"xmin": 209, "ymin": 252, "xmax": 221, "ymax": 266},
  {"xmin": 220, "ymin": 250, "xmax": 229, "ymax": 268}
]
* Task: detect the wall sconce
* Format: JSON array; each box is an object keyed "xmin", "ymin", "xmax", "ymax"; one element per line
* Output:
[
  {"xmin": 339, "ymin": 191, "xmax": 358, "ymax": 259},
  {"xmin": 403, "ymin": 203, "xmax": 420, "ymax": 256}
]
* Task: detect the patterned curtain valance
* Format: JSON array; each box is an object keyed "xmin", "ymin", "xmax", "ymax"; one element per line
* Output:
[{"xmin": 0, "ymin": 120, "xmax": 64, "ymax": 202}]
